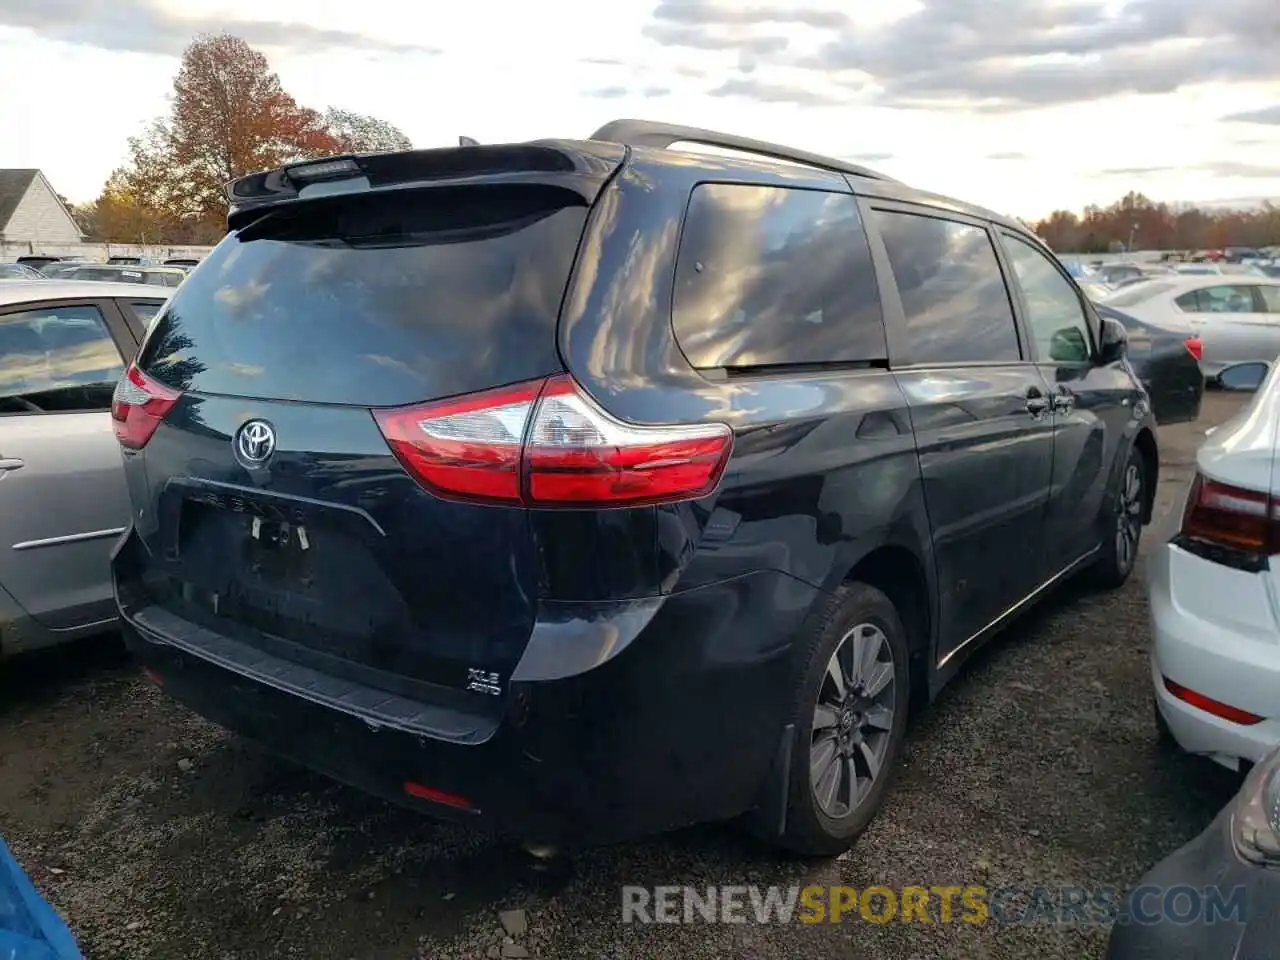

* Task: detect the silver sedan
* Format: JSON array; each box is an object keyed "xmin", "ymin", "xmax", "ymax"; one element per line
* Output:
[
  {"xmin": 0, "ymin": 280, "xmax": 171, "ymax": 656},
  {"xmin": 1100, "ymin": 275, "xmax": 1280, "ymax": 377}
]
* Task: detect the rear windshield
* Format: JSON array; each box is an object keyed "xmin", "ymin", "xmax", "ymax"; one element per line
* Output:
[
  {"xmin": 1101, "ymin": 281, "xmax": 1174, "ymax": 307},
  {"xmin": 138, "ymin": 185, "xmax": 588, "ymax": 406}
]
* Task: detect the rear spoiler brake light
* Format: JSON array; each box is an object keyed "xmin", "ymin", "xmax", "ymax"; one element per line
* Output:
[{"xmin": 224, "ymin": 141, "xmax": 625, "ymax": 228}]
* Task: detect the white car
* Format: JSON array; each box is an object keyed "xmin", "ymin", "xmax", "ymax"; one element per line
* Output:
[
  {"xmin": 1100, "ymin": 275, "xmax": 1280, "ymax": 377},
  {"xmin": 1150, "ymin": 360, "xmax": 1280, "ymax": 770}
]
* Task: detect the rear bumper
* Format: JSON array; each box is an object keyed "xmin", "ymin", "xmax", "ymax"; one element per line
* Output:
[
  {"xmin": 118, "ymin": 567, "xmax": 819, "ymax": 845},
  {"xmin": 1149, "ymin": 542, "xmax": 1280, "ymax": 770}
]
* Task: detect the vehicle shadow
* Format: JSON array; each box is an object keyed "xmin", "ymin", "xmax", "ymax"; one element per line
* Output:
[{"xmin": 0, "ymin": 631, "xmax": 132, "ymax": 714}]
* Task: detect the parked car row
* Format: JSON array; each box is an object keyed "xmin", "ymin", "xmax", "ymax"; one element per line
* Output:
[
  {"xmin": 3, "ymin": 257, "xmax": 199, "ymax": 286},
  {"xmin": 15, "ymin": 254, "xmax": 201, "ymax": 271},
  {"xmin": 1098, "ymin": 275, "xmax": 1280, "ymax": 378}
]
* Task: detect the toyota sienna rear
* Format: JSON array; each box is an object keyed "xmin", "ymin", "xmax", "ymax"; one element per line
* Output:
[{"xmin": 113, "ymin": 122, "xmax": 1158, "ymax": 853}]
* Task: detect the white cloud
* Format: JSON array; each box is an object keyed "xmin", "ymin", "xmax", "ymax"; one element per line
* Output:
[{"xmin": 0, "ymin": 0, "xmax": 1276, "ymax": 219}]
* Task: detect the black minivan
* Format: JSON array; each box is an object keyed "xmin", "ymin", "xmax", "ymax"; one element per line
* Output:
[{"xmin": 111, "ymin": 121, "xmax": 1158, "ymax": 854}]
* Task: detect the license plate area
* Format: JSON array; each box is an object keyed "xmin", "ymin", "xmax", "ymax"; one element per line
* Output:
[
  {"xmin": 241, "ymin": 515, "xmax": 315, "ymax": 589},
  {"xmin": 171, "ymin": 497, "xmax": 400, "ymax": 654}
]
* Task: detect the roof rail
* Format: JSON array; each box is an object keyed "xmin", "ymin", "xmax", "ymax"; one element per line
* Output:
[{"xmin": 589, "ymin": 119, "xmax": 897, "ymax": 182}]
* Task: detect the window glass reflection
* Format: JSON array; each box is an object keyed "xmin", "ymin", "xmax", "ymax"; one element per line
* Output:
[
  {"xmin": 0, "ymin": 305, "xmax": 124, "ymax": 414},
  {"xmin": 673, "ymin": 184, "xmax": 886, "ymax": 368},
  {"xmin": 872, "ymin": 211, "xmax": 1020, "ymax": 364}
]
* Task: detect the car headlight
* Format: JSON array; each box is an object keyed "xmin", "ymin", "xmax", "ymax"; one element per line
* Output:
[{"xmin": 1232, "ymin": 748, "xmax": 1280, "ymax": 866}]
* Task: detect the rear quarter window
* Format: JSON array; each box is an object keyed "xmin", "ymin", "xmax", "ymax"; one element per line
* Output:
[
  {"xmin": 671, "ymin": 184, "xmax": 886, "ymax": 369},
  {"xmin": 1174, "ymin": 285, "xmax": 1257, "ymax": 313}
]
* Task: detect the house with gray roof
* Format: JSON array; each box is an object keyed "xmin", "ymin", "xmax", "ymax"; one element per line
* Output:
[{"xmin": 0, "ymin": 169, "xmax": 84, "ymax": 247}]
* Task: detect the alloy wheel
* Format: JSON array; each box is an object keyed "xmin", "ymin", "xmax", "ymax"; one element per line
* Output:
[
  {"xmin": 1116, "ymin": 461, "xmax": 1143, "ymax": 572},
  {"xmin": 810, "ymin": 622, "xmax": 896, "ymax": 819}
]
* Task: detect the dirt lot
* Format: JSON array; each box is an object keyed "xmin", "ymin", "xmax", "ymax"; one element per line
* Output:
[{"xmin": 0, "ymin": 392, "xmax": 1251, "ymax": 960}]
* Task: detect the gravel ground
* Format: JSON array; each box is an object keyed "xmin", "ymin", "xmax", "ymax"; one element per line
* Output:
[{"xmin": 0, "ymin": 392, "xmax": 1249, "ymax": 960}]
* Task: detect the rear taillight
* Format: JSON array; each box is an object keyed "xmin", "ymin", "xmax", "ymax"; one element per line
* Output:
[
  {"xmin": 1185, "ymin": 337, "xmax": 1203, "ymax": 362},
  {"xmin": 1180, "ymin": 472, "xmax": 1278, "ymax": 557},
  {"xmin": 374, "ymin": 374, "xmax": 734, "ymax": 507},
  {"xmin": 111, "ymin": 363, "xmax": 181, "ymax": 450}
]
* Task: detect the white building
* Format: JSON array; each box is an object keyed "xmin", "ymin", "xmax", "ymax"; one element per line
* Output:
[{"xmin": 0, "ymin": 169, "xmax": 84, "ymax": 248}]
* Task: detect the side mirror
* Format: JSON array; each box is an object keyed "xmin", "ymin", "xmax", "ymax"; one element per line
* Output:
[
  {"xmin": 1215, "ymin": 362, "xmax": 1269, "ymax": 392},
  {"xmin": 1096, "ymin": 317, "xmax": 1128, "ymax": 364}
]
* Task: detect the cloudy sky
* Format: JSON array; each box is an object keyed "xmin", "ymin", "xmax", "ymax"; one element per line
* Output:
[{"xmin": 1, "ymin": 0, "xmax": 1277, "ymax": 219}]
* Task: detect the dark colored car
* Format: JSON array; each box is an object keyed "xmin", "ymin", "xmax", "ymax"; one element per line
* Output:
[
  {"xmin": 14, "ymin": 255, "xmax": 69, "ymax": 270},
  {"xmin": 111, "ymin": 121, "xmax": 1159, "ymax": 853},
  {"xmin": 1107, "ymin": 748, "xmax": 1280, "ymax": 959},
  {"xmin": 38, "ymin": 261, "xmax": 94, "ymax": 279},
  {"xmin": 1095, "ymin": 303, "xmax": 1203, "ymax": 425}
]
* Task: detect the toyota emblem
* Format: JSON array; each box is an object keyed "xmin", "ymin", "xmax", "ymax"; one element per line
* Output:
[{"xmin": 235, "ymin": 419, "xmax": 276, "ymax": 466}]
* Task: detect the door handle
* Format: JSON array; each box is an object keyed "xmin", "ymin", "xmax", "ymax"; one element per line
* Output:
[
  {"xmin": 1051, "ymin": 389, "xmax": 1075, "ymax": 414},
  {"xmin": 1024, "ymin": 389, "xmax": 1050, "ymax": 418},
  {"xmin": 0, "ymin": 458, "xmax": 23, "ymax": 471}
]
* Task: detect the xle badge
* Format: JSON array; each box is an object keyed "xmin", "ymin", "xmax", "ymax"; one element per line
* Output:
[{"xmin": 466, "ymin": 669, "xmax": 502, "ymax": 696}]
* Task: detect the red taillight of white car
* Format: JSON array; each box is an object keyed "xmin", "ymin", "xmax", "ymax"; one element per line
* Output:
[
  {"xmin": 374, "ymin": 374, "xmax": 734, "ymax": 507},
  {"xmin": 1184, "ymin": 337, "xmax": 1203, "ymax": 362},
  {"xmin": 111, "ymin": 364, "xmax": 182, "ymax": 450},
  {"xmin": 1180, "ymin": 472, "xmax": 1278, "ymax": 559}
]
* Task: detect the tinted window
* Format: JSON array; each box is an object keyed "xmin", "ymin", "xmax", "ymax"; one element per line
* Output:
[
  {"xmin": 1174, "ymin": 285, "xmax": 1258, "ymax": 314},
  {"xmin": 0, "ymin": 305, "xmax": 124, "ymax": 413},
  {"xmin": 139, "ymin": 185, "xmax": 588, "ymax": 406},
  {"xmin": 124, "ymin": 300, "xmax": 165, "ymax": 338},
  {"xmin": 1102, "ymin": 281, "xmax": 1174, "ymax": 307},
  {"xmin": 128, "ymin": 300, "xmax": 164, "ymax": 322},
  {"xmin": 871, "ymin": 210, "xmax": 1019, "ymax": 364},
  {"xmin": 0, "ymin": 263, "xmax": 41, "ymax": 279},
  {"xmin": 1257, "ymin": 286, "xmax": 1280, "ymax": 313},
  {"xmin": 1001, "ymin": 234, "xmax": 1092, "ymax": 363},
  {"xmin": 672, "ymin": 184, "xmax": 885, "ymax": 368}
]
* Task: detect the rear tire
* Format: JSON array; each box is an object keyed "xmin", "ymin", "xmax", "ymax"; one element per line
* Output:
[
  {"xmin": 777, "ymin": 582, "xmax": 910, "ymax": 856},
  {"xmin": 1090, "ymin": 445, "xmax": 1145, "ymax": 589}
]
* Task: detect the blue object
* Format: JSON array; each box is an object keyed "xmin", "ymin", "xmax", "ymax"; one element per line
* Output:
[
  {"xmin": 1062, "ymin": 260, "xmax": 1089, "ymax": 278},
  {"xmin": 0, "ymin": 837, "xmax": 82, "ymax": 960}
]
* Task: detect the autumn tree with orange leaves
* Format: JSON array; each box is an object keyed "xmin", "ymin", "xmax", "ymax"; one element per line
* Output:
[
  {"xmin": 1035, "ymin": 191, "xmax": 1280, "ymax": 254},
  {"xmin": 96, "ymin": 34, "xmax": 410, "ymax": 242}
]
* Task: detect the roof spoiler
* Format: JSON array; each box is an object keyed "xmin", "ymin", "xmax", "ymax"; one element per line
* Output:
[
  {"xmin": 589, "ymin": 118, "xmax": 898, "ymax": 183},
  {"xmin": 222, "ymin": 142, "xmax": 625, "ymax": 229}
]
